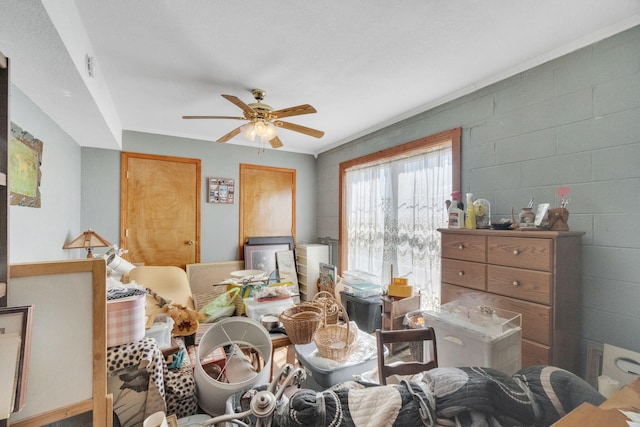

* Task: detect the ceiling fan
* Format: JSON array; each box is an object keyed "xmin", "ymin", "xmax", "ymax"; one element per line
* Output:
[{"xmin": 182, "ymin": 89, "xmax": 324, "ymax": 149}]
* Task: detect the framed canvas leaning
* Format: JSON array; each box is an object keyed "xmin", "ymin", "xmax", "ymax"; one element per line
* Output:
[
  {"xmin": 534, "ymin": 203, "xmax": 550, "ymax": 227},
  {"xmin": 0, "ymin": 305, "xmax": 34, "ymax": 414}
]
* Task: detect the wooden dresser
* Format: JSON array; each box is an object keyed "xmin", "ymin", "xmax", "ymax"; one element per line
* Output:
[{"xmin": 438, "ymin": 228, "xmax": 585, "ymax": 372}]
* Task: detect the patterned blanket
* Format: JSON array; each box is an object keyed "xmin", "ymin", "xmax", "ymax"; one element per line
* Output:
[{"xmin": 228, "ymin": 365, "xmax": 605, "ymax": 427}]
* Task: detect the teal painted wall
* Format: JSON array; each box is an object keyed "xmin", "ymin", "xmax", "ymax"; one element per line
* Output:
[{"xmin": 316, "ymin": 25, "xmax": 640, "ymax": 374}]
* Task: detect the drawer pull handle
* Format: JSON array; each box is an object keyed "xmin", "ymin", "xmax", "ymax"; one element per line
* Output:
[
  {"xmin": 512, "ymin": 280, "xmax": 520, "ymax": 286},
  {"xmin": 458, "ymin": 271, "xmax": 464, "ymax": 276},
  {"xmin": 513, "ymin": 249, "xmax": 519, "ymax": 255},
  {"xmin": 458, "ymin": 245, "xmax": 464, "ymax": 250}
]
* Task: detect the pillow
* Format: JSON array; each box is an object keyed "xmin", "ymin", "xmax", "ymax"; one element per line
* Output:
[{"xmin": 109, "ymin": 359, "xmax": 167, "ymax": 427}]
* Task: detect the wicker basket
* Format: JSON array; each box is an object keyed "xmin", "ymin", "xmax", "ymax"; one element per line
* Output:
[
  {"xmin": 313, "ymin": 300, "xmax": 356, "ymax": 362},
  {"xmin": 279, "ymin": 304, "xmax": 323, "ymax": 344},
  {"xmin": 312, "ymin": 291, "xmax": 340, "ymax": 325}
]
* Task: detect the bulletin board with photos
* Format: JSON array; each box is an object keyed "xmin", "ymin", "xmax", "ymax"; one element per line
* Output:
[{"xmin": 208, "ymin": 177, "xmax": 235, "ymax": 204}]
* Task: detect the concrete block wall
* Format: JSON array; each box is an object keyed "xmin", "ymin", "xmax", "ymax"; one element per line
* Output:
[{"xmin": 316, "ymin": 25, "xmax": 640, "ymax": 376}]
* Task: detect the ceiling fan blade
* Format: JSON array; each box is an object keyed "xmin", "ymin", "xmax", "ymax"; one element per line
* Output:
[
  {"xmin": 271, "ymin": 104, "xmax": 317, "ymax": 119},
  {"xmin": 182, "ymin": 115, "xmax": 245, "ymax": 120},
  {"xmin": 222, "ymin": 94, "xmax": 256, "ymax": 117},
  {"xmin": 274, "ymin": 120, "xmax": 325, "ymax": 138},
  {"xmin": 269, "ymin": 136, "xmax": 284, "ymax": 149},
  {"xmin": 216, "ymin": 127, "xmax": 242, "ymax": 143}
]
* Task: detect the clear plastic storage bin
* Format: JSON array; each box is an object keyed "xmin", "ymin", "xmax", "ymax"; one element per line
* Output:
[
  {"xmin": 145, "ymin": 314, "xmax": 175, "ymax": 349},
  {"xmin": 243, "ymin": 297, "xmax": 294, "ymax": 321},
  {"xmin": 423, "ymin": 301, "xmax": 522, "ymax": 375}
]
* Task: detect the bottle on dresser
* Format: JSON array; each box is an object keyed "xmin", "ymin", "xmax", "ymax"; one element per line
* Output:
[
  {"xmin": 447, "ymin": 191, "xmax": 464, "ymax": 229},
  {"xmin": 465, "ymin": 193, "xmax": 476, "ymax": 230}
]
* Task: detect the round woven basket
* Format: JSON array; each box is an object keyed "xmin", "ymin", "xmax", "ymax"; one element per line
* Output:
[
  {"xmin": 279, "ymin": 304, "xmax": 323, "ymax": 344},
  {"xmin": 312, "ymin": 291, "xmax": 340, "ymax": 325},
  {"xmin": 313, "ymin": 300, "xmax": 356, "ymax": 362}
]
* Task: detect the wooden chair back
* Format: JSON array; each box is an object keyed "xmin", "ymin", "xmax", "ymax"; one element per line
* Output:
[{"xmin": 375, "ymin": 327, "xmax": 438, "ymax": 385}]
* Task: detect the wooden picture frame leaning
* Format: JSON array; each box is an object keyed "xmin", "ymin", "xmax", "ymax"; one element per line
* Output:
[{"xmin": 0, "ymin": 305, "xmax": 33, "ymax": 413}]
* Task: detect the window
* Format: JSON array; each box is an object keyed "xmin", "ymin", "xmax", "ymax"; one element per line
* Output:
[{"xmin": 339, "ymin": 128, "xmax": 461, "ymax": 307}]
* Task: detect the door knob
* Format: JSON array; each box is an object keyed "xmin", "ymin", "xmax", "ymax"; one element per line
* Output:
[{"xmin": 186, "ymin": 240, "xmax": 195, "ymax": 246}]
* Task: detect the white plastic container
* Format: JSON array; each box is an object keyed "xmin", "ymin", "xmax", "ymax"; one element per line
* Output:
[
  {"xmin": 243, "ymin": 296, "xmax": 294, "ymax": 321},
  {"xmin": 342, "ymin": 282, "xmax": 382, "ymax": 298},
  {"xmin": 423, "ymin": 302, "xmax": 522, "ymax": 375}
]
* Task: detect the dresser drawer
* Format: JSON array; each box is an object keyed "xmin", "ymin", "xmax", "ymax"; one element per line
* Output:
[
  {"xmin": 522, "ymin": 339, "xmax": 550, "ymax": 366},
  {"xmin": 441, "ymin": 283, "xmax": 551, "ymax": 346},
  {"xmin": 441, "ymin": 259, "xmax": 486, "ymax": 291},
  {"xmin": 487, "ymin": 237, "xmax": 553, "ymax": 271},
  {"xmin": 441, "ymin": 234, "xmax": 486, "ymax": 263},
  {"xmin": 487, "ymin": 265, "xmax": 552, "ymax": 305}
]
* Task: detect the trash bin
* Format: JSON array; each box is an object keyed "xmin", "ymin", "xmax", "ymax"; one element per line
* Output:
[{"xmin": 340, "ymin": 291, "xmax": 382, "ymax": 333}]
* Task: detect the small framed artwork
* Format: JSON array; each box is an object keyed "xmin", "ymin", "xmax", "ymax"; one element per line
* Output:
[
  {"xmin": 319, "ymin": 262, "xmax": 337, "ymax": 290},
  {"xmin": 208, "ymin": 177, "xmax": 235, "ymax": 204},
  {"xmin": 534, "ymin": 203, "xmax": 550, "ymax": 227},
  {"xmin": 0, "ymin": 305, "xmax": 34, "ymax": 413},
  {"xmin": 244, "ymin": 243, "xmax": 290, "ymax": 275},
  {"xmin": 10, "ymin": 123, "xmax": 43, "ymax": 208}
]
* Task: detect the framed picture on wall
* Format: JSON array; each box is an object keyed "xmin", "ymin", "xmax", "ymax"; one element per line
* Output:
[
  {"xmin": 0, "ymin": 305, "xmax": 34, "ymax": 413},
  {"xmin": 208, "ymin": 177, "xmax": 235, "ymax": 204},
  {"xmin": 9, "ymin": 123, "xmax": 43, "ymax": 208}
]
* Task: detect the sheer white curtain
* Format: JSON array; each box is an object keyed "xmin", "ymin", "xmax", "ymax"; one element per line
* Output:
[{"xmin": 345, "ymin": 146, "xmax": 452, "ymax": 308}]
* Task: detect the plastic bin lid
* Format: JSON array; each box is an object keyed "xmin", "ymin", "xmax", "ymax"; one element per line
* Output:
[{"xmin": 423, "ymin": 302, "xmax": 521, "ymax": 337}]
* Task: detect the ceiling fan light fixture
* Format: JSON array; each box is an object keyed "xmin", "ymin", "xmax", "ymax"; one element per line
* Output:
[
  {"xmin": 184, "ymin": 89, "xmax": 322, "ymax": 148},
  {"xmin": 241, "ymin": 120, "xmax": 278, "ymax": 143},
  {"xmin": 261, "ymin": 122, "xmax": 278, "ymax": 142},
  {"xmin": 240, "ymin": 122, "xmax": 257, "ymax": 141}
]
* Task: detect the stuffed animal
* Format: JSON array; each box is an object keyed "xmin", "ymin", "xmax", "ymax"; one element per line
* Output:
[{"xmin": 146, "ymin": 288, "xmax": 205, "ymax": 336}]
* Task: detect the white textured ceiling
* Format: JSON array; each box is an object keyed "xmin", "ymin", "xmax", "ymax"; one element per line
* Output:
[{"xmin": 2, "ymin": 1, "xmax": 640, "ymax": 155}]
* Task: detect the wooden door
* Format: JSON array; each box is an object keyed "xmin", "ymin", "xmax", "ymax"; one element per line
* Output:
[
  {"xmin": 120, "ymin": 152, "xmax": 201, "ymax": 268},
  {"xmin": 239, "ymin": 164, "xmax": 296, "ymax": 258}
]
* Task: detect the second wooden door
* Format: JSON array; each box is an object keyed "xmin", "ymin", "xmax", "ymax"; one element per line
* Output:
[{"xmin": 239, "ymin": 164, "xmax": 296, "ymax": 258}]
